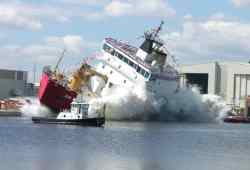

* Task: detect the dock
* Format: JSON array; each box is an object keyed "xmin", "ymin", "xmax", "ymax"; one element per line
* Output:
[{"xmin": 0, "ymin": 110, "xmax": 21, "ymax": 117}]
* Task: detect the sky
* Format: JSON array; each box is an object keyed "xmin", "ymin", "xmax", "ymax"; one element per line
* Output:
[{"xmin": 1, "ymin": 0, "xmax": 250, "ymax": 82}]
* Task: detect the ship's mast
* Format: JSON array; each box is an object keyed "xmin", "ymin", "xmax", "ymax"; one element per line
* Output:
[
  {"xmin": 149, "ymin": 20, "xmax": 164, "ymax": 41},
  {"xmin": 137, "ymin": 21, "xmax": 165, "ymax": 60},
  {"xmin": 54, "ymin": 49, "xmax": 66, "ymax": 73}
]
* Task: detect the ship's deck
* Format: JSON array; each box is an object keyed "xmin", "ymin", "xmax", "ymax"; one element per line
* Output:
[{"xmin": 105, "ymin": 38, "xmax": 151, "ymax": 69}]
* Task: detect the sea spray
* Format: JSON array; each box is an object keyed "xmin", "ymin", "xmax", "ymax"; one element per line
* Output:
[
  {"xmin": 20, "ymin": 97, "xmax": 53, "ymax": 117},
  {"xmin": 89, "ymin": 83, "xmax": 152, "ymax": 120},
  {"xmin": 19, "ymin": 84, "xmax": 230, "ymax": 122},
  {"xmin": 90, "ymin": 83, "xmax": 230, "ymax": 122}
]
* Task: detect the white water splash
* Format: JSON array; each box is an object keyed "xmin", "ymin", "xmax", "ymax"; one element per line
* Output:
[
  {"xmin": 20, "ymin": 97, "xmax": 52, "ymax": 117},
  {"xmin": 90, "ymin": 83, "xmax": 230, "ymax": 123},
  {"xmin": 18, "ymin": 81, "xmax": 230, "ymax": 123}
]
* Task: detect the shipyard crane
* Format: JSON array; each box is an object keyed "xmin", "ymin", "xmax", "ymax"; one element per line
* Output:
[{"xmin": 68, "ymin": 62, "xmax": 108, "ymax": 94}]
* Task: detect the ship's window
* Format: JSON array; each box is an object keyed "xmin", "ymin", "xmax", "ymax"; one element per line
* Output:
[
  {"xmin": 110, "ymin": 49, "xmax": 115, "ymax": 55},
  {"xmin": 133, "ymin": 64, "xmax": 138, "ymax": 70},
  {"xmin": 118, "ymin": 53, "xmax": 123, "ymax": 60},
  {"xmin": 124, "ymin": 80, "xmax": 126, "ymax": 83},
  {"xmin": 136, "ymin": 66, "xmax": 141, "ymax": 73},
  {"xmin": 64, "ymin": 115, "xmax": 66, "ymax": 117},
  {"xmin": 122, "ymin": 56, "xmax": 129, "ymax": 64},
  {"xmin": 140, "ymin": 69, "xmax": 145, "ymax": 76},
  {"xmin": 114, "ymin": 51, "xmax": 118, "ymax": 57},
  {"xmin": 78, "ymin": 105, "xmax": 81, "ymax": 114},
  {"xmin": 102, "ymin": 64, "xmax": 105, "ymax": 69},
  {"xmin": 145, "ymin": 72, "xmax": 150, "ymax": 78},
  {"xmin": 103, "ymin": 43, "xmax": 114, "ymax": 55},
  {"xmin": 103, "ymin": 43, "xmax": 110, "ymax": 52},
  {"xmin": 110, "ymin": 70, "xmax": 113, "ymax": 74},
  {"xmin": 149, "ymin": 74, "xmax": 156, "ymax": 81},
  {"xmin": 128, "ymin": 60, "xmax": 134, "ymax": 67}
]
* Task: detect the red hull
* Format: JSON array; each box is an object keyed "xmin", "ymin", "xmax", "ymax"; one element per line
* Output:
[{"xmin": 38, "ymin": 73, "xmax": 77, "ymax": 112}]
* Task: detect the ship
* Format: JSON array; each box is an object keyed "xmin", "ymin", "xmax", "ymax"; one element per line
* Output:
[
  {"xmin": 95, "ymin": 21, "xmax": 179, "ymax": 106},
  {"xmin": 38, "ymin": 21, "xmax": 178, "ymax": 115},
  {"xmin": 32, "ymin": 101, "xmax": 105, "ymax": 127}
]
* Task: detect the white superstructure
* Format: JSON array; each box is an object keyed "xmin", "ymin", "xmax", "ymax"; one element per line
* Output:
[
  {"xmin": 57, "ymin": 102, "xmax": 89, "ymax": 120},
  {"xmin": 96, "ymin": 22, "xmax": 179, "ymax": 101}
]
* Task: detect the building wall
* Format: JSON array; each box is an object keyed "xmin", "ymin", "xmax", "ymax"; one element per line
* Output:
[
  {"xmin": 223, "ymin": 62, "xmax": 250, "ymax": 107},
  {"xmin": 179, "ymin": 62, "xmax": 250, "ymax": 107},
  {"xmin": 179, "ymin": 63, "xmax": 217, "ymax": 94},
  {"xmin": 0, "ymin": 69, "xmax": 27, "ymax": 99}
]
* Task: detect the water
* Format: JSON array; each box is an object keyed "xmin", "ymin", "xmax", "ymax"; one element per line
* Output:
[{"xmin": 1, "ymin": 117, "xmax": 250, "ymax": 170}]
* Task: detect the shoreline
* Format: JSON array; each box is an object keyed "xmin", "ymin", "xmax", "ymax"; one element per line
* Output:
[{"xmin": 0, "ymin": 110, "xmax": 21, "ymax": 117}]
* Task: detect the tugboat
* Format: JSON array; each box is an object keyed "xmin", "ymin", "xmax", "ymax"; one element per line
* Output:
[
  {"xmin": 224, "ymin": 97, "xmax": 250, "ymax": 123},
  {"xmin": 32, "ymin": 102, "xmax": 105, "ymax": 127},
  {"xmin": 223, "ymin": 115, "xmax": 250, "ymax": 123}
]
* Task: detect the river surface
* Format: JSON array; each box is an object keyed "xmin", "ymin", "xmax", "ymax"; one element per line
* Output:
[{"xmin": 0, "ymin": 117, "xmax": 250, "ymax": 170}]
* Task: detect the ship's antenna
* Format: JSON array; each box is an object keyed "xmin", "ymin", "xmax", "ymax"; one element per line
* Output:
[
  {"xmin": 153, "ymin": 20, "xmax": 164, "ymax": 38},
  {"xmin": 54, "ymin": 49, "xmax": 66, "ymax": 73}
]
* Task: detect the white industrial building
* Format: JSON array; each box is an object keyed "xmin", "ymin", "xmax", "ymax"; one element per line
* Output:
[
  {"xmin": 0, "ymin": 69, "xmax": 28, "ymax": 99},
  {"xmin": 179, "ymin": 62, "xmax": 250, "ymax": 108}
]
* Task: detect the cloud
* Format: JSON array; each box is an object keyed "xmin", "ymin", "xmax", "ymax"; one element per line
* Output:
[
  {"xmin": 0, "ymin": 4, "xmax": 42, "ymax": 30},
  {"xmin": 162, "ymin": 16, "xmax": 250, "ymax": 64},
  {"xmin": 232, "ymin": 0, "xmax": 250, "ymax": 7},
  {"xmin": 59, "ymin": 0, "xmax": 108, "ymax": 6},
  {"xmin": 0, "ymin": 35, "xmax": 99, "ymax": 81},
  {"xmin": 0, "ymin": 1, "xmax": 74, "ymax": 30},
  {"xmin": 0, "ymin": 0, "xmax": 176, "ymax": 28},
  {"xmin": 104, "ymin": 0, "xmax": 176, "ymax": 17}
]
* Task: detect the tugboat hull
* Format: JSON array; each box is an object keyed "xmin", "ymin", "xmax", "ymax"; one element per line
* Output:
[
  {"xmin": 32, "ymin": 117, "xmax": 105, "ymax": 127},
  {"xmin": 38, "ymin": 73, "xmax": 77, "ymax": 113},
  {"xmin": 223, "ymin": 116, "xmax": 250, "ymax": 123}
]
